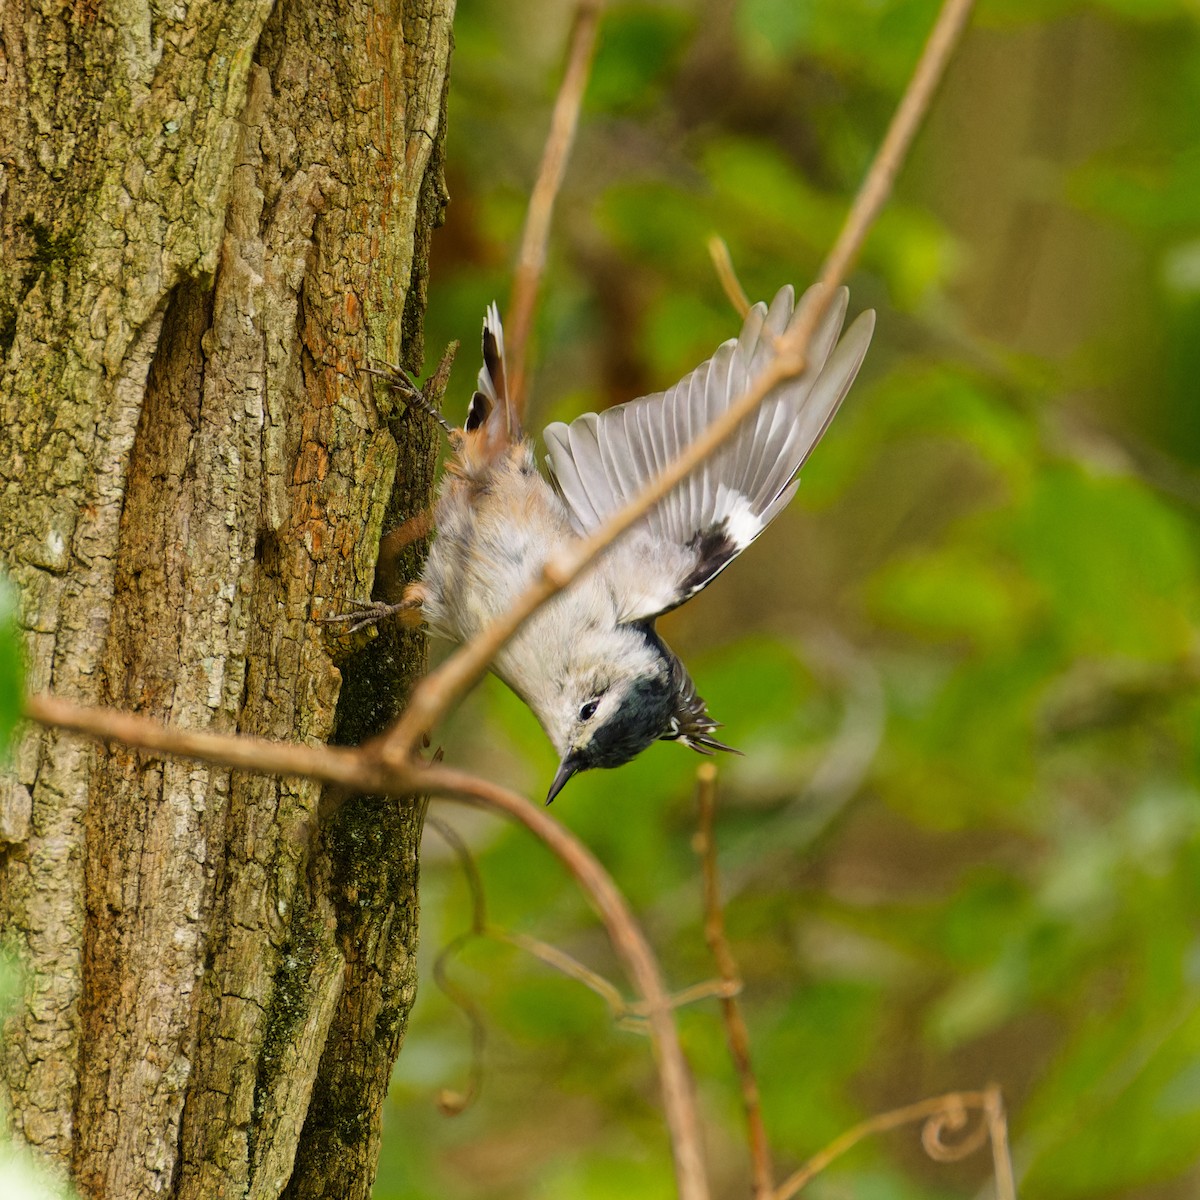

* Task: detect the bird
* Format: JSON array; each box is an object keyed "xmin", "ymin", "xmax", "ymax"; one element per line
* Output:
[{"xmin": 358, "ymin": 284, "xmax": 874, "ymax": 804}]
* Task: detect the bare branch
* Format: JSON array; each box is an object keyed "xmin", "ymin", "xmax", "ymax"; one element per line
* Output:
[
  {"xmin": 492, "ymin": 931, "xmax": 735, "ymax": 1031},
  {"xmin": 986, "ymin": 1086, "xmax": 1018, "ymax": 1200},
  {"xmin": 495, "ymin": 928, "xmax": 632, "ymax": 1019},
  {"xmin": 25, "ymin": 691, "xmax": 711, "ymax": 1200},
  {"xmin": 707, "ymin": 236, "xmax": 751, "ymax": 319},
  {"xmin": 695, "ymin": 763, "xmax": 774, "ymax": 1198},
  {"xmin": 427, "ymin": 818, "xmax": 739, "ymax": 1088},
  {"xmin": 425, "ymin": 814, "xmax": 641, "ymax": 1028},
  {"xmin": 423, "ymin": 764, "xmax": 710, "ymax": 1199},
  {"xmin": 377, "ymin": 0, "xmax": 978, "ymax": 763},
  {"xmin": 25, "ymin": 693, "xmax": 387, "ymax": 793},
  {"xmin": 506, "ymin": 0, "xmax": 604, "ymax": 414}
]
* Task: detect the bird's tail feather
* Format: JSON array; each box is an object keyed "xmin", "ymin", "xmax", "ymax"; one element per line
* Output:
[{"xmin": 461, "ymin": 303, "xmax": 518, "ymax": 465}]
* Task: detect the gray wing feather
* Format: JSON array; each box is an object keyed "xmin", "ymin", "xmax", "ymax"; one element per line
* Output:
[
  {"xmin": 548, "ymin": 432, "xmax": 601, "ymax": 526},
  {"xmin": 544, "ymin": 284, "xmax": 875, "ymax": 619}
]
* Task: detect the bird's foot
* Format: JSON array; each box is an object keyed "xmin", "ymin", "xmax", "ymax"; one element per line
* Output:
[
  {"xmin": 363, "ymin": 339, "xmax": 460, "ymax": 435},
  {"xmin": 319, "ymin": 598, "xmax": 422, "ymax": 634}
]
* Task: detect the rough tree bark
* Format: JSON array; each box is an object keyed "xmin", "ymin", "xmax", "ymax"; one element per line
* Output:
[{"xmin": 0, "ymin": 0, "xmax": 453, "ymax": 1196}]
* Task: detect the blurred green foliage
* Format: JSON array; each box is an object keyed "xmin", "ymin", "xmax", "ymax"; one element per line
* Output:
[{"xmin": 378, "ymin": 1, "xmax": 1200, "ymax": 1197}]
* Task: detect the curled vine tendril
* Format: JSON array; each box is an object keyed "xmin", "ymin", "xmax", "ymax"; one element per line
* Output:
[
  {"xmin": 921, "ymin": 1094, "xmax": 991, "ymax": 1162},
  {"xmin": 773, "ymin": 1085, "xmax": 1014, "ymax": 1200}
]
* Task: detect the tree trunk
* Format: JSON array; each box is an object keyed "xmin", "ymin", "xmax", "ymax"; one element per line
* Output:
[{"xmin": 0, "ymin": 0, "xmax": 453, "ymax": 1196}]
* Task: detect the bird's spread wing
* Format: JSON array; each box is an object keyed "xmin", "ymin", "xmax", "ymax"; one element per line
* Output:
[{"xmin": 543, "ymin": 284, "xmax": 875, "ymax": 622}]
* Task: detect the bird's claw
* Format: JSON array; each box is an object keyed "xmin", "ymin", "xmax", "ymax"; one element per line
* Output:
[
  {"xmin": 362, "ymin": 343, "xmax": 458, "ymax": 435},
  {"xmin": 319, "ymin": 599, "xmax": 416, "ymax": 635}
]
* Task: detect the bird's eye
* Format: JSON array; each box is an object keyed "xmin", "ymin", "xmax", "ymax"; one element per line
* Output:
[{"xmin": 579, "ymin": 699, "xmax": 600, "ymax": 722}]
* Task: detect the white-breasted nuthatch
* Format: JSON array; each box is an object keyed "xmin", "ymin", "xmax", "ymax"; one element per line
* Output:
[{"xmin": 373, "ymin": 284, "xmax": 874, "ymax": 803}]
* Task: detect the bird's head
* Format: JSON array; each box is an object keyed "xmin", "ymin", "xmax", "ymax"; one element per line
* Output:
[{"xmin": 538, "ymin": 625, "xmax": 734, "ymax": 803}]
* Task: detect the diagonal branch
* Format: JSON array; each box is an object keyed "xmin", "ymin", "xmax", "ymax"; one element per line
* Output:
[
  {"xmin": 505, "ymin": 0, "xmax": 604, "ymax": 415},
  {"xmin": 375, "ymin": 0, "xmax": 978, "ymax": 764},
  {"xmin": 386, "ymin": 760, "xmax": 710, "ymax": 1199}
]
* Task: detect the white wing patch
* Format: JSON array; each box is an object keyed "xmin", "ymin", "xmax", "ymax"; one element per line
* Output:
[{"xmin": 713, "ymin": 485, "xmax": 762, "ymax": 551}]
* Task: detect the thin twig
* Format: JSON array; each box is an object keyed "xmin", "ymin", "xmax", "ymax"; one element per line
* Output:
[
  {"xmin": 695, "ymin": 763, "xmax": 773, "ymax": 1199},
  {"xmin": 427, "ymin": 817, "xmax": 645, "ymax": 1032},
  {"xmin": 395, "ymin": 762, "xmax": 714, "ymax": 1199},
  {"xmin": 427, "ymin": 814, "xmax": 488, "ymax": 930},
  {"xmin": 495, "ymin": 928, "xmax": 631, "ymax": 1019},
  {"xmin": 376, "ymin": 0, "xmax": 978, "ymax": 764},
  {"xmin": 986, "ymin": 1085, "xmax": 1018, "ymax": 1200},
  {"xmin": 24, "ymin": 691, "xmax": 710, "ymax": 1200},
  {"xmin": 429, "ymin": 926, "xmax": 487, "ymax": 1115},
  {"xmin": 773, "ymin": 1089, "xmax": 998, "ymax": 1200},
  {"xmin": 707, "ymin": 236, "xmax": 751, "ymax": 319},
  {"xmin": 506, "ymin": 0, "xmax": 604, "ymax": 415},
  {"xmin": 660, "ymin": 978, "xmax": 740, "ymax": 1012},
  {"xmin": 426, "ymin": 816, "xmax": 488, "ymax": 1115},
  {"xmin": 493, "ymin": 932, "xmax": 735, "ymax": 1031}
]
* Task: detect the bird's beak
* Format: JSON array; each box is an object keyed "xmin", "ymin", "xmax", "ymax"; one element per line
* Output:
[{"xmin": 545, "ymin": 754, "xmax": 582, "ymax": 806}]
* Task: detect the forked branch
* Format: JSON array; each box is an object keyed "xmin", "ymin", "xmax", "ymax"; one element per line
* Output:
[
  {"xmin": 24, "ymin": 691, "xmax": 709, "ymax": 1200},
  {"xmin": 26, "ymin": 697, "xmax": 1014, "ymax": 1200}
]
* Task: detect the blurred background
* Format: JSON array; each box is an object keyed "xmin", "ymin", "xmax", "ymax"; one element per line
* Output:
[{"xmin": 375, "ymin": 0, "xmax": 1200, "ymax": 1196}]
